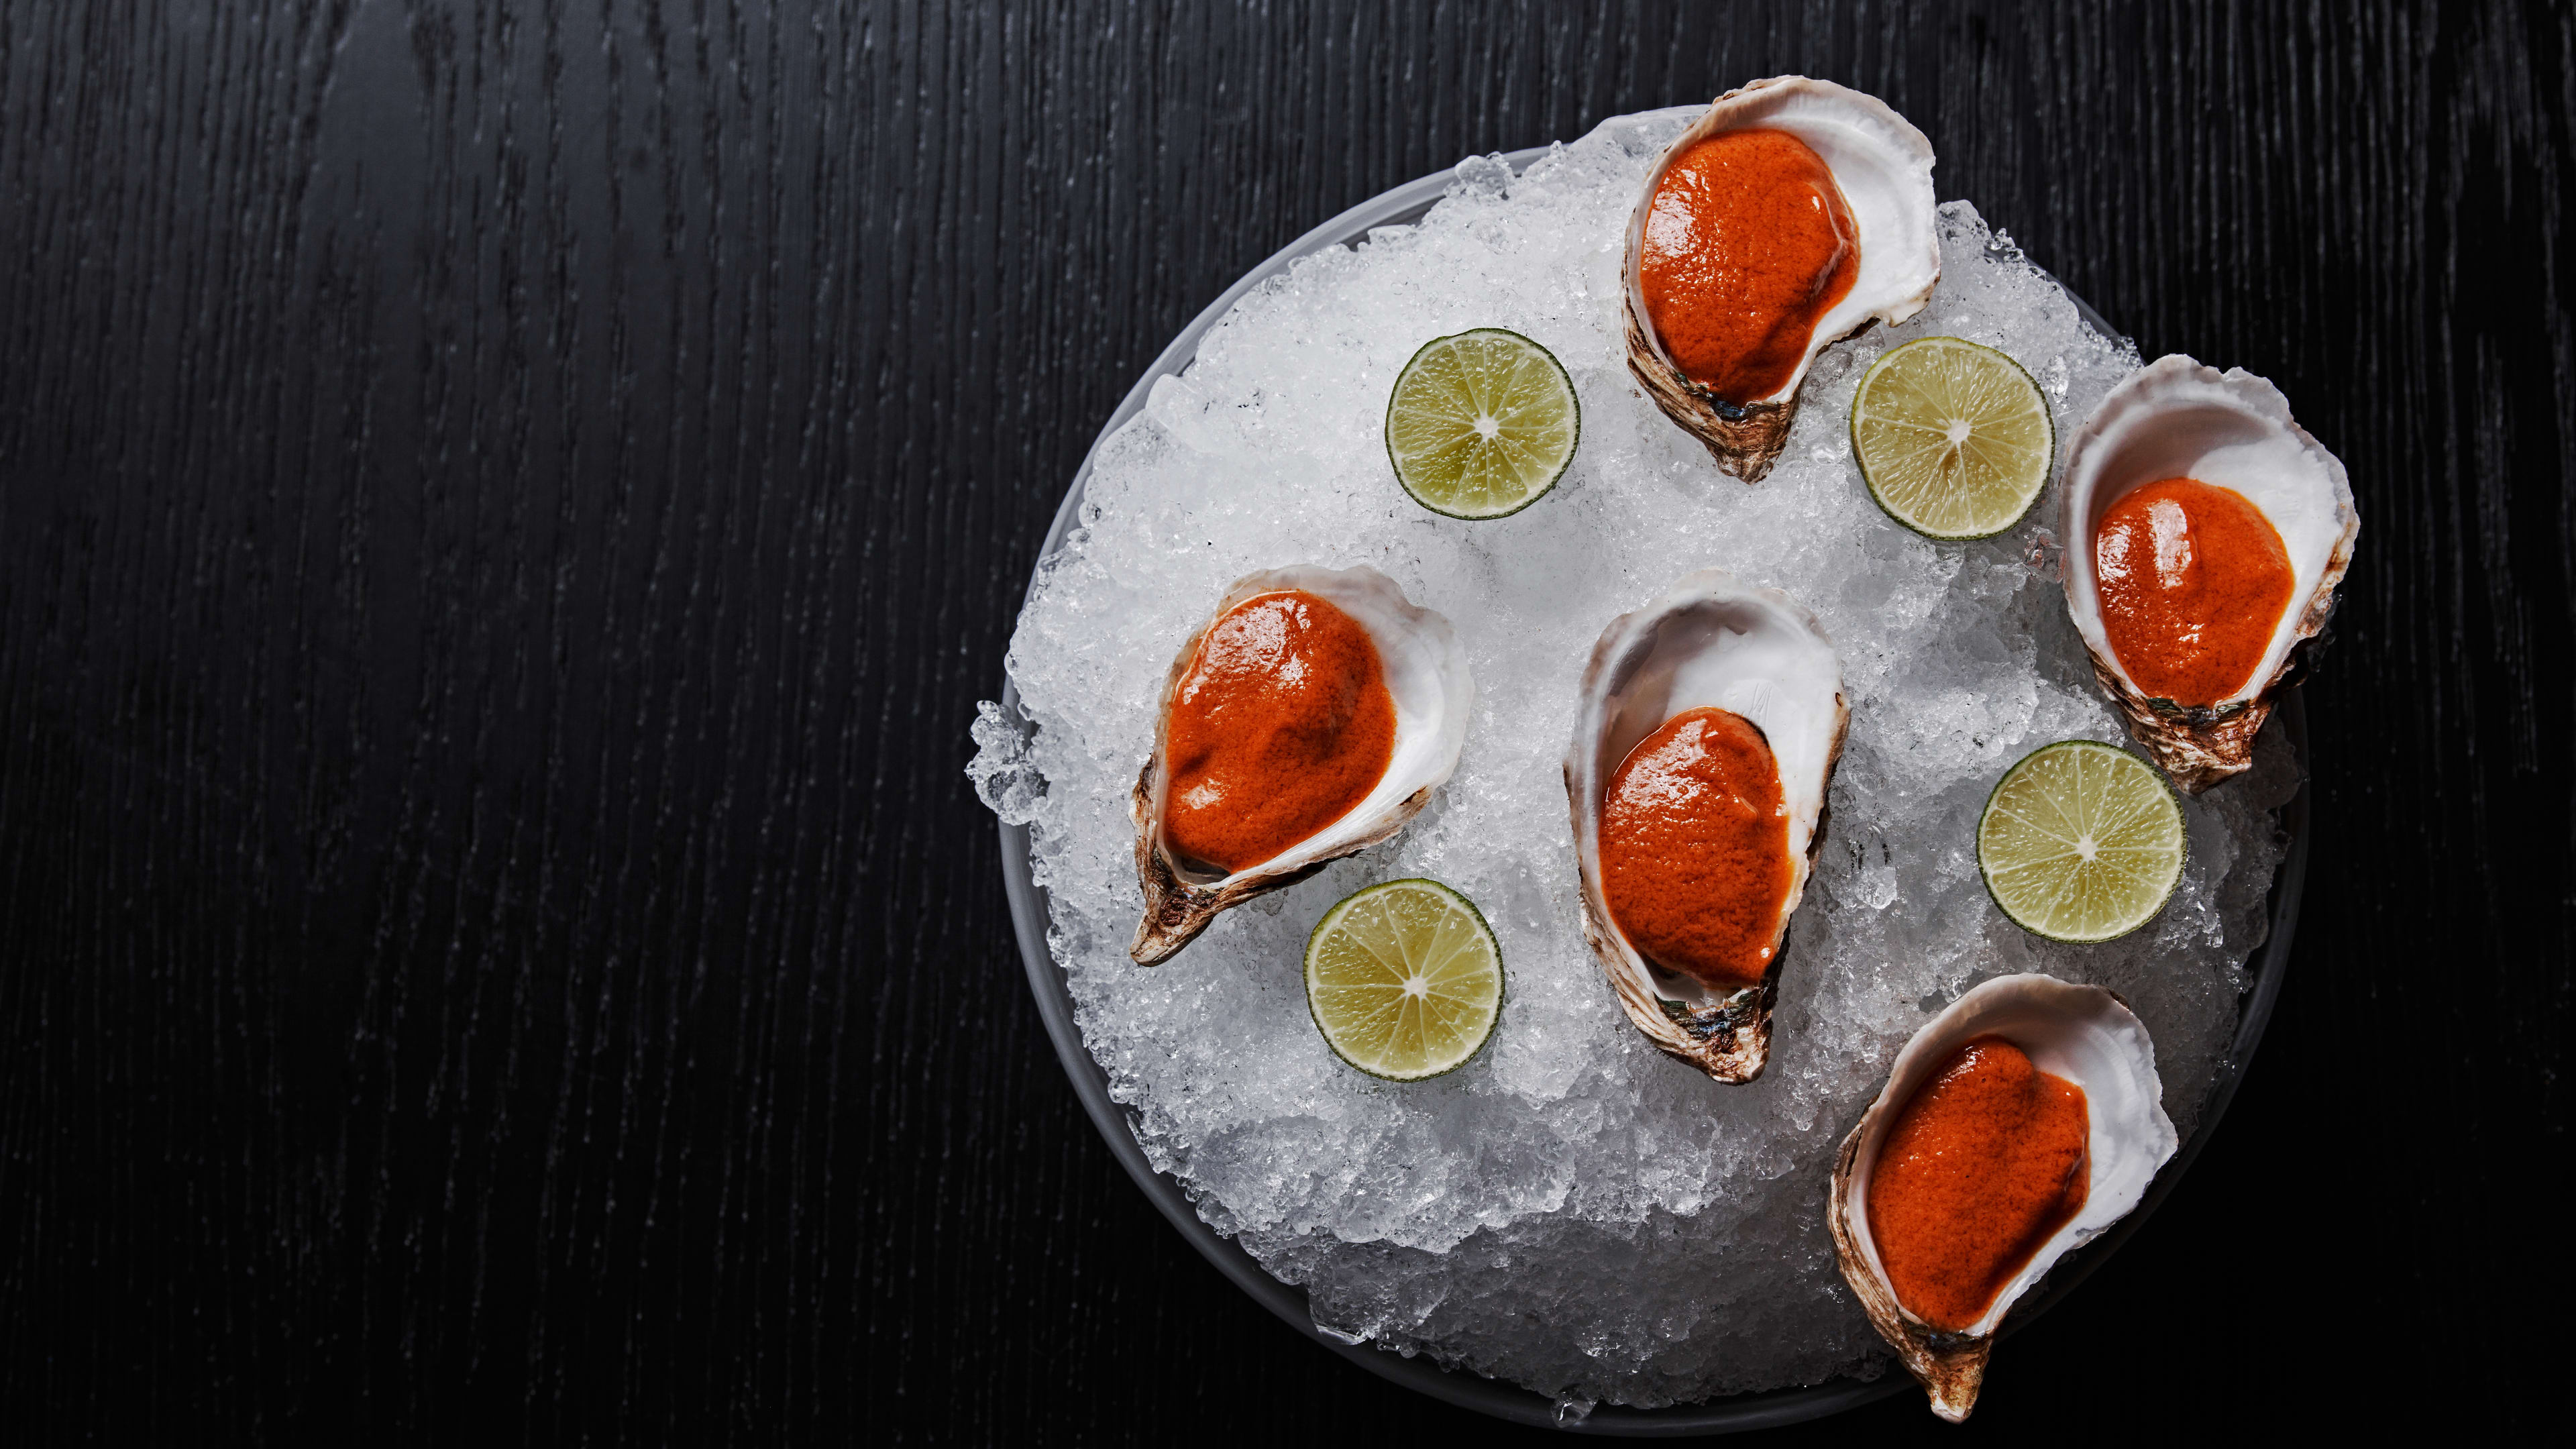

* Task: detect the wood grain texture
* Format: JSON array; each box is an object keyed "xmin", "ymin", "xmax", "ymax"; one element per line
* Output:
[{"xmin": 0, "ymin": 1, "xmax": 2565, "ymax": 1441}]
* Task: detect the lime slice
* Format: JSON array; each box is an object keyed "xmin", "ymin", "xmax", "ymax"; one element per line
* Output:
[
  {"xmin": 1850, "ymin": 336, "xmax": 2055, "ymax": 539},
  {"xmin": 1303, "ymin": 878, "xmax": 1504, "ymax": 1080},
  {"xmin": 1385, "ymin": 329, "xmax": 1578, "ymax": 519},
  {"xmin": 1977, "ymin": 741, "xmax": 2186, "ymax": 943}
]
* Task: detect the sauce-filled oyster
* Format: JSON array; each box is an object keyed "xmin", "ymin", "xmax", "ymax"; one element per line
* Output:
[
  {"xmin": 2060, "ymin": 355, "xmax": 2359, "ymax": 791},
  {"xmin": 1564, "ymin": 570, "xmax": 1847, "ymax": 1081},
  {"xmin": 1621, "ymin": 76, "xmax": 1940, "ymax": 481},
  {"xmin": 1830, "ymin": 974, "xmax": 2178, "ymax": 1421},
  {"xmin": 1128, "ymin": 564, "xmax": 1473, "ymax": 965}
]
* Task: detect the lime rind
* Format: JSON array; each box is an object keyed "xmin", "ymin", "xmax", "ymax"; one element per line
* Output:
[
  {"xmin": 1384, "ymin": 328, "xmax": 1579, "ymax": 520},
  {"xmin": 1851, "ymin": 335, "xmax": 2055, "ymax": 541},
  {"xmin": 1303, "ymin": 877, "xmax": 1505, "ymax": 1081},
  {"xmin": 1976, "ymin": 740, "xmax": 2186, "ymax": 944}
]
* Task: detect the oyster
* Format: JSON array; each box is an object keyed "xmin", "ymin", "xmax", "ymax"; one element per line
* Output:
[
  {"xmin": 1129, "ymin": 564, "xmax": 1473, "ymax": 965},
  {"xmin": 1829, "ymin": 973, "xmax": 2178, "ymax": 1421},
  {"xmin": 1621, "ymin": 76, "xmax": 1940, "ymax": 482},
  {"xmin": 1563, "ymin": 570, "xmax": 1847, "ymax": 1081},
  {"xmin": 2059, "ymin": 355, "xmax": 2359, "ymax": 792}
]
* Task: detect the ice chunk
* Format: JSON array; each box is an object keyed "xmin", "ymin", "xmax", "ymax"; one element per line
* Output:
[{"xmin": 967, "ymin": 700, "xmax": 1046, "ymax": 826}]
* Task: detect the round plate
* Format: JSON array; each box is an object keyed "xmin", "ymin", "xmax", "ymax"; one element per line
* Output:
[{"xmin": 991, "ymin": 130, "xmax": 2309, "ymax": 1435}]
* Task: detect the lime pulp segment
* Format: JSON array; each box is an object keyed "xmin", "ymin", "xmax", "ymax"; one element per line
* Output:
[
  {"xmin": 1977, "ymin": 740, "xmax": 2185, "ymax": 943},
  {"xmin": 1384, "ymin": 328, "xmax": 1579, "ymax": 519},
  {"xmin": 1303, "ymin": 878, "xmax": 1504, "ymax": 1080},
  {"xmin": 1850, "ymin": 335, "xmax": 2054, "ymax": 539}
]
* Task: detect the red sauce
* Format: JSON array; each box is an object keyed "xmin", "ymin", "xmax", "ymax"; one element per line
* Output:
[
  {"xmin": 1597, "ymin": 708, "xmax": 1791, "ymax": 989},
  {"xmin": 1638, "ymin": 128, "xmax": 1860, "ymax": 403},
  {"xmin": 1866, "ymin": 1036, "xmax": 2090, "ymax": 1332},
  {"xmin": 1161, "ymin": 590, "xmax": 1396, "ymax": 876},
  {"xmin": 2093, "ymin": 477, "xmax": 2295, "ymax": 706}
]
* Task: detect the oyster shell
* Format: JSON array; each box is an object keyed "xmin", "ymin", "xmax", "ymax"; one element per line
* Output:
[
  {"xmin": 1621, "ymin": 76, "xmax": 1939, "ymax": 482},
  {"xmin": 1562, "ymin": 570, "xmax": 1847, "ymax": 1081},
  {"xmin": 2059, "ymin": 355, "xmax": 2359, "ymax": 792},
  {"xmin": 1829, "ymin": 973, "xmax": 2178, "ymax": 1421},
  {"xmin": 1128, "ymin": 564, "xmax": 1473, "ymax": 965}
]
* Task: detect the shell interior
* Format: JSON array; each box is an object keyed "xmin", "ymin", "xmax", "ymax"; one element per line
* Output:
[
  {"xmin": 1565, "ymin": 570, "xmax": 1847, "ymax": 1071},
  {"xmin": 1838, "ymin": 973, "xmax": 2178, "ymax": 1340},
  {"xmin": 1623, "ymin": 76, "xmax": 1940, "ymax": 408}
]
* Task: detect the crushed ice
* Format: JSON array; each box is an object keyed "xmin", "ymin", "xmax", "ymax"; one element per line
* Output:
[{"xmin": 971, "ymin": 109, "xmax": 2298, "ymax": 1407}]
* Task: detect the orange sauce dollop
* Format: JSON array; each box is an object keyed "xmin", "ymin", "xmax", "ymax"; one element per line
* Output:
[
  {"xmin": 1638, "ymin": 129, "xmax": 1860, "ymax": 403},
  {"xmin": 1161, "ymin": 590, "xmax": 1396, "ymax": 876},
  {"xmin": 1598, "ymin": 707, "xmax": 1791, "ymax": 990},
  {"xmin": 2093, "ymin": 477, "xmax": 2295, "ymax": 706},
  {"xmin": 1866, "ymin": 1036, "xmax": 2090, "ymax": 1333}
]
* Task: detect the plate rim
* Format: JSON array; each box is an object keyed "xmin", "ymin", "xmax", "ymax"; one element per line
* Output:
[{"xmin": 990, "ymin": 126, "xmax": 2308, "ymax": 1435}]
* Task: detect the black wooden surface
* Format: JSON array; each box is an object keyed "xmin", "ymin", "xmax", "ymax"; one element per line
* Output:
[{"xmin": 1, "ymin": 1, "xmax": 2567, "ymax": 1442}]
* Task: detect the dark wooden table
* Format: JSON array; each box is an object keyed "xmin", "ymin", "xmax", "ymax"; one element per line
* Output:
[{"xmin": 1, "ymin": 2, "xmax": 2565, "ymax": 1442}]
